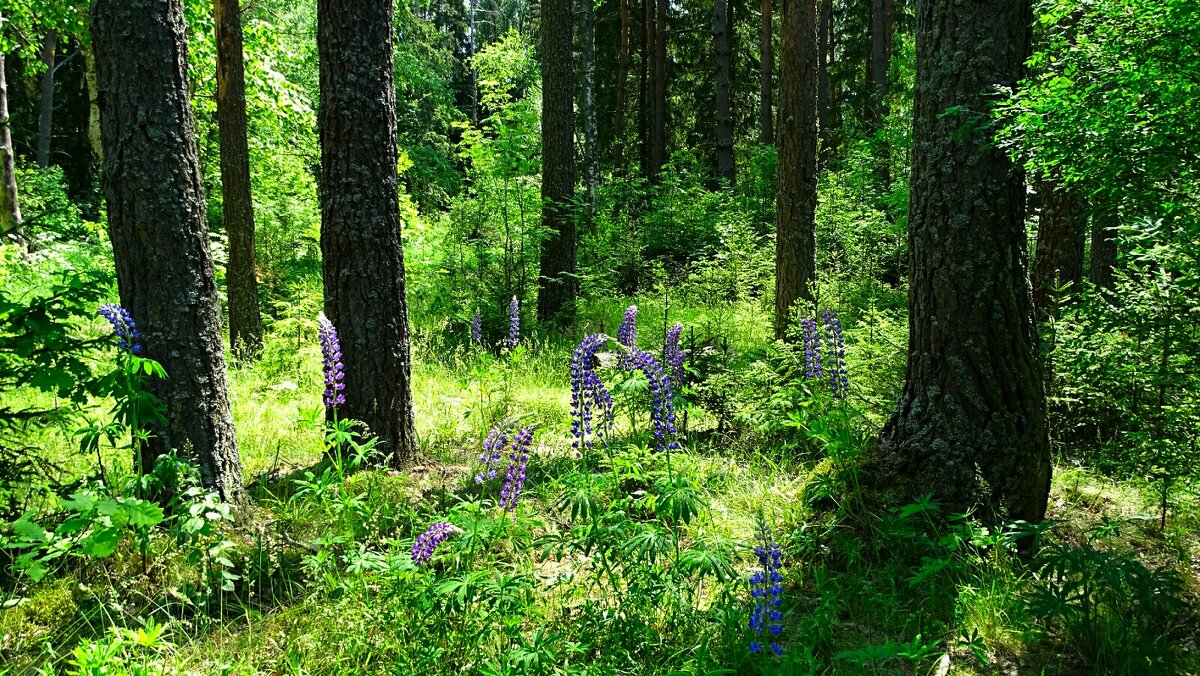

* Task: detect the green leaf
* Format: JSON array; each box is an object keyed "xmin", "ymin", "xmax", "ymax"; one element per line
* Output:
[
  {"xmin": 12, "ymin": 513, "xmax": 50, "ymax": 544},
  {"xmin": 80, "ymin": 528, "xmax": 121, "ymax": 558}
]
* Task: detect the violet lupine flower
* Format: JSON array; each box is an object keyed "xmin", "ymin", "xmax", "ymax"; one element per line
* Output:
[
  {"xmin": 664, "ymin": 322, "xmax": 685, "ymax": 389},
  {"xmin": 629, "ymin": 349, "xmax": 678, "ymax": 453},
  {"xmin": 801, "ymin": 317, "xmax": 822, "ymax": 380},
  {"xmin": 98, "ymin": 303, "xmax": 142, "ymax": 354},
  {"xmin": 471, "ymin": 309, "xmax": 483, "ymax": 346},
  {"xmin": 318, "ymin": 312, "xmax": 346, "ymax": 407},
  {"xmin": 498, "ymin": 427, "xmax": 533, "ymax": 510},
  {"xmin": 748, "ymin": 517, "xmax": 784, "ymax": 655},
  {"xmin": 570, "ymin": 334, "xmax": 613, "ymax": 454},
  {"xmin": 475, "ymin": 427, "xmax": 507, "ymax": 484},
  {"xmin": 617, "ymin": 305, "xmax": 638, "ymax": 368},
  {"xmin": 508, "ymin": 297, "xmax": 520, "ymax": 349},
  {"xmin": 411, "ymin": 522, "xmax": 458, "ymax": 566},
  {"xmin": 822, "ymin": 310, "xmax": 848, "ymax": 399}
]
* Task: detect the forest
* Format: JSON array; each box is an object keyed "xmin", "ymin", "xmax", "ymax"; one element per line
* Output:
[{"xmin": 0, "ymin": 0, "xmax": 1197, "ymax": 672}]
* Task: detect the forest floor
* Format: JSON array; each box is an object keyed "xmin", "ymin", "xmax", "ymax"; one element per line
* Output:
[{"xmin": 2, "ymin": 298, "xmax": 1198, "ymax": 675}]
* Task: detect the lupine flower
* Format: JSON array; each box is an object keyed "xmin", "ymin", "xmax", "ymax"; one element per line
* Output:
[
  {"xmin": 318, "ymin": 312, "xmax": 346, "ymax": 407},
  {"xmin": 801, "ymin": 317, "xmax": 822, "ymax": 380},
  {"xmin": 748, "ymin": 516, "xmax": 784, "ymax": 655},
  {"xmin": 629, "ymin": 349, "xmax": 678, "ymax": 453},
  {"xmin": 471, "ymin": 309, "xmax": 483, "ymax": 346},
  {"xmin": 411, "ymin": 522, "xmax": 459, "ymax": 566},
  {"xmin": 498, "ymin": 427, "xmax": 533, "ymax": 510},
  {"xmin": 570, "ymin": 334, "xmax": 614, "ymax": 454},
  {"xmin": 822, "ymin": 310, "xmax": 848, "ymax": 398},
  {"xmin": 475, "ymin": 427, "xmax": 507, "ymax": 484},
  {"xmin": 508, "ymin": 296, "xmax": 520, "ymax": 348},
  {"xmin": 664, "ymin": 322, "xmax": 685, "ymax": 389},
  {"xmin": 98, "ymin": 303, "xmax": 142, "ymax": 354},
  {"xmin": 617, "ymin": 305, "xmax": 638, "ymax": 368}
]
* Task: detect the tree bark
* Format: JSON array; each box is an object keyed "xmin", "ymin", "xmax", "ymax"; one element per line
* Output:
[
  {"xmin": 317, "ymin": 0, "xmax": 419, "ymax": 467},
  {"xmin": 214, "ymin": 0, "xmax": 264, "ymax": 359},
  {"xmin": 713, "ymin": 0, "xmax": 735, "ymax": 184},
  {"xmin": 38, "ymin": 32, "xmax": 58, "ymax": 168},
  {"xmin": 759, "ymin": 0, "xmax": 772, "ymax": 145},
  {"xmin": 1090, "ymin": 203, "xmax": 1117, "ymax": 291},
  {"xmin": 816, "ymin": 0, "xmax": 832, "ymax": 166},
  {"xmin": 878, "ymin": 0, "xmax": 1049, "ymax": 525},
  {"xmin": 649, "ymin": 0, "xmax": 667, "ymax": 178},
  {"xmin": 579, "ymin": 0, "xmax": 598, "ymax": 215},
  {"xmin": 84, "ymin": 40, "xmax": 103, "ymax": 166},
  {"xmin": 613, "ymin": 0, "xmax": 630, "ymax": 167},
  {"xmin": 868, "ymin": 0, "xmax": 892, "ymax": 185},
  {"xmin": 0, "ymin": 15, "xmax": 22, "ymax": 239},
  {"xmin": 92, "ymin": 0, "xmax": 243, "ymax": 502},
  {"xmin": 1032, "ymin": 180, "xmax": 1086, "ymax": 315},
  {"xmin": 774, "ymin": 0, "xmax": 818, "ymax": 339},
  {"xmin": 537, "ymin": 0, "xmax": 577, "ymax": 323}
]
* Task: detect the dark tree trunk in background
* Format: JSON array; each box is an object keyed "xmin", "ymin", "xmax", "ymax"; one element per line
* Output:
[
  {"xmin": 649, "ymin": 0, "xmax": 667, "ymax": 178},
  {"xmin": 878, "ymin": 0, "xmax": 1049, "ymax": 525},
  {"xmin": 759, "ymin": 0, "xmax": 772, "ymax": 145},
  {"xmin": 613, "ymin": 0, "xmax": 630, "ymax": 167},
  {"xmin": 0, "ymin": 19, "xmax": 22, "ymax": 239},
  {"xmin": 713, "ymin": 0, "xmax": 735, "ymax": 184},
  {"xmin": 640, "ymin": 0, "xmax": 652, "ymax": 175},
  {"xmin": 1090, "ymin": 204, "xmax": 1117, "ymax": 291},
  {"xmin": 537, "ymin": 0, "xmax": 577, "ymax": 323},
  {"xmin": 38, "ymin": 32, "xmax": 58, "ymax": 168},
  {"xmin": 468, "ymin": 0, "xmax": 479, "ymax": 124},
  {"xmin": 317, "ymin": 0, "xmax": 419, "ymax": 467},
  {"xmin": 92, "ymin": 0, "xmax": 243, "ymax": 502},
  {"xmin": 774, "ymin": 0, "xmax": 818, "ymax": 339},
  {"xmin": 214, "ymin": 0, "xmax": 264, "ymax": 359},
  {"xmin": 868, "ymin": 0, "xmax": 892, "ymax": 184},
  {"xmin": 579, "ymin": 0, "xmax": 598, "ymax": 215},
  {"xmin": 816, "ymin": 0, "xmax": 832, "ymax": 165},
  {"xmin": 1032, "ymin": 180, "xmax": 1086, "ymax": 315}
]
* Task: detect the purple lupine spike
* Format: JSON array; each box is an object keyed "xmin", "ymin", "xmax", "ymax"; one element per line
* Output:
[
  {"xmin": 570, "ymin": 334, "xmax": 613, "ymax": 454},
  {"xmin": 475, "ymin": 427, "xmax": 508, "ymax": 484},
  {"xmin": 629, "ymin": 349, "xmax": 678, "ymax": 453},
  {"xmin": 498, "ymin": 427, "xmax": 533, "ymax": 510},
  {"xmin": 318, "ymin": 312, "xmax": 347, "ymax": 407},
  {"xmin": 411, "ymin": 522, "xmax": 459, "ymax": 566},
  {"xmin": 801, "ymin": 317, "xmax": 822, "ymax": 380},
  {"xmin": 822, "ymin": 310, "xmax": 847, "ymax": 399},
  {"xmin": 617, "ymin": 305, "xmax": 638, "ymax": 368},
  {"xmin": 664, "ymin": 322, "xmax": 685, "ymax": 389},
  {"xmin": 748, "ymin": 516, "xmax": 784, "ymax": 655},
  {"xmin": 98, "ymin": 303, "xmax": 143, "ymax": 354},
  {"xmin": 508, "ymin": 297, "xmax": 520, "ymax": 349},
  {"xmin": 471, "ymin": 309, "xmax": 483, "ymax": 346}
]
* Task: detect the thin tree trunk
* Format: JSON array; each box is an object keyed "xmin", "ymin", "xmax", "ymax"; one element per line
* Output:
[
  {"xmin": 468, "ymin": 0, "xmax": 478, "ymax": 124},
  {"xmin": 774, "ymin": 0, "xmax": 818, "ymax": 339},
  {"xmin": 878, "ymin": 0, "xmax": 1049, "ymax": 525},
  {"xmin": 640, "ymin": 0, "xmax": 652, "ymax": 176},
  {"xmin": 317, "ymin": 0, "xmax": 419, "ymax": 467},
  {"xmin": 214, "ymin": 0, "xmax": 263, "ymax": 359},
  {"xmin": 868, "ymin": 0, "xmax": 892, "ymax": 185},
  {"xmin": 613, "ymin": 0, "xmax": 631, "ymax": 167},
  {"xmin": 759, "ymin": 0, "xmax": 772, "ymax": 145},
  {"xmin": 816, "ymin": 0, "xmax": 832, "ymax": 165},
  {"xmin": 92, "ymin": 0, "xmax": 244, "ymax": 502},
  {"xmin": 1090, "ymin": 203, "xmax": 1117, "ymax": 291},
  {"xmin": 649, "ymin": 0, "xmax": 667, "ymax": 178},
  {"xmin": 537, "ymin": 0, "xmax": 577, "ymax": 324},
  {"xmin": 713, "ymin": 0, "xmax": 735, "ymax": 183},
  {"xmin": 1032, "ymin": 180, "xmax": 1086, "ymax": 315},
  {"xmin": 0, "ymin": 33, "xmax": 22, "ymax": 239},
  {"xmin": 37, "ymin": 32, "xmax": 58, "ymax": 168},
  {"xmin": 84, "ymin": 40, "xmax": 103, "ymax": 166},
  {"xmin": 579, "ymin": 0, "xmax": 598, "ymax": 215}
]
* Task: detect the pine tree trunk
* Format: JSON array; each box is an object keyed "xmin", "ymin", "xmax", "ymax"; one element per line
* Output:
[
  {"xmin": 868, "ymin": 0, "xmax": 892, "ymax": 184},
  {"xmin": 713, "ymin": 0, "xmax": 735, "ymax": 184},
  {"xmin": 37, "ymin": 32, "xmax": 57, "ymax": 168},
  {"xmin": 317, "ymin": 0, "xmax": 419, "ymax": 467},
  {"xmin": 640, "ymin": 0, "xmax": 652, "ymax": 175},
  {"xmin": 579, "ymin": 0, "xmax": 598, "ymax": 215},
  {"xmin": 214, "ymin": 0, "xmax": 264, "ymax": 359},
  {"xmin": 774, "ymin": 0, "xmax": 818, "ymax": 339},
  {"xmin": 613, "ymin": 0, "xmax": 630, "ymax": 167},
  {"xmin": 537, "ymin": 0, "xmax": 577, "ymax": 323},
  {"xmin": 878, "ymin": 0, "xmax": 1049, "ymax": 525},
  {"xmin": 1090, "ymin": 204, "xmax": 1117, "ymax": 291},
  {"xmin": 84, "ymin": 41, "xmax": 103, "ymax": 167},
  {"xmin": 0, "ymin": 21, "xmax": 22, "ymax": 238},
  {"xmin": 816, "ymin": 0, "xmax": 832, "ymax": 165},
  {"xmin": 759, "ymin": 0, "xmax": 772, "ymax": 145},
  {"xmin": 1032, "ymin": 180, "xmax": 1086, "ymax": 315},
  {"xmin": 92, "ymin": 0, "xmax": 244, "ymax": 502},
  {"xmin": 649, "ymin": 0, "xmax": 667, "ymax": 178}
]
